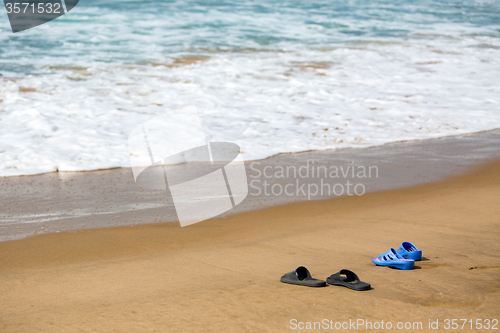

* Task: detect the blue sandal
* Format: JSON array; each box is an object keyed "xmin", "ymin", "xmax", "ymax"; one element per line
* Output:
[
  {"xmin": 396, "ymin": 242, "xmax": 422, "ymax": 261},
  {"xmin": 372, "ymin": 248, "xmax": 415, "ymax": 270}
]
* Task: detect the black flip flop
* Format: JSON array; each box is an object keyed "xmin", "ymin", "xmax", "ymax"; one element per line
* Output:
[
  {"xmin": 280, "ymin": 266, "xmax": 327, "ymax": 287},
  {"xmin": 326, "ymin": 269, "xmax": 371, "ymax": 291}
]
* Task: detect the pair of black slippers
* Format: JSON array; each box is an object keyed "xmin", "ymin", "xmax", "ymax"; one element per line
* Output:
[{"xmin": 280, "ymin": 266, "xmax": 371, "ymax": 291}]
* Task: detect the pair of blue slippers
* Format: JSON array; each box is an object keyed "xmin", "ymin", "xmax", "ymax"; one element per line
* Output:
[{"xmin": 372, "ymin": 242, "xmax": 422, "ymax": 270}]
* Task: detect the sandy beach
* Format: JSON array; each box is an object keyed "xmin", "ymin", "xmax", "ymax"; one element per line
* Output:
[
  {"xmin": 1, "ymin": 159, "xmax": 499, "ymax": 332},
  {"xmin": 2, "ymin": 1, "xmax": 500, "ymax": 332}
]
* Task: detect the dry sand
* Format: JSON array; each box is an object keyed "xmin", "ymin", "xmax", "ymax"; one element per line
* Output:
[{"xmin": 1, "ymin": 161, "xmax": 499, "ymax": 332}]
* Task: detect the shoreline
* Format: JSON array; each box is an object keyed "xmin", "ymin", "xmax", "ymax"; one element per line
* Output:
[
  {"xmin": 0, "ymin": 158, "xmax": 499, "ymax": 332},
  {"xmin": 1, "ymin": 128, "xmax": 500, "ymax": 242},
  {"xmin": 2, "ymin": 128, "xmax": 500, "ymax": 179},
  {"xmin": 250, "ymin": 127, "xmax": 500, "ymax": 163}
]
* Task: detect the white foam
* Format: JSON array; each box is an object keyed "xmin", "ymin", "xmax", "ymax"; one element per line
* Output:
[{"xmin": 1, "ymin": 2, "xmax": 500, "ymax": 176}]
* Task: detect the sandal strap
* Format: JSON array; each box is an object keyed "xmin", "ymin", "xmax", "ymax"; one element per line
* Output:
[{"xmin": 375, "ymin": 248, "xmax": 403, "ymax": 262}]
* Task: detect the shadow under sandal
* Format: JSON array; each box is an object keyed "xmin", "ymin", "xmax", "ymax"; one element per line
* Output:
[
  {"xmin": 326, "ymin": 269, "xmax": 371, "ymax": 291},
  {"xmin": 280, "ymin": 266, "xmax": 327, "ymax": 287}
]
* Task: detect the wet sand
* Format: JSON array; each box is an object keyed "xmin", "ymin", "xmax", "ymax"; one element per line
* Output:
[
  {"xmin": 1, "ymin": 129, "xmax": 500, "ymax": 242},
  {"xmin": 0, "ymin": 159, "xmax": 499, "ymax": 332}
]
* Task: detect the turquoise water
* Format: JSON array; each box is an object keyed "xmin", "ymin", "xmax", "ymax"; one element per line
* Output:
[{"xmin": 1, "ymin": 0, "xmax": 499, "ymax": 75}]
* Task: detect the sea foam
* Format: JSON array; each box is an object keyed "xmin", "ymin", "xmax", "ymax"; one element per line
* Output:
[{"xmin": 1, "ymin": 0, "xmax": 499, "ymax": 176}]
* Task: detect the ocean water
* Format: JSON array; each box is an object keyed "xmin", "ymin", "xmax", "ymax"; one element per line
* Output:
[{"xmin": 0, "ymin": 0, "xmax": 499, "ymax": 176}]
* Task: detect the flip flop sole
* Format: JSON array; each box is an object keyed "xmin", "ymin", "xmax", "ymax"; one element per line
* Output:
[
  {"xmin": 387, "ymin": 260, "xmax": 414, "ymax": 270},
  {"xmin": 372, "ymin": 258, "xmax": 415, "ymax": 270},
  {"xmin": 326, "ymin": 278, "xmax": 371, "ymax": 291},
  {"xmin": 280, "ymin": 277, "xmax": 326, "ymax": 287}
]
